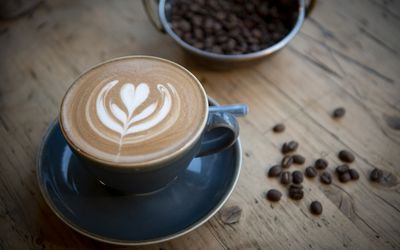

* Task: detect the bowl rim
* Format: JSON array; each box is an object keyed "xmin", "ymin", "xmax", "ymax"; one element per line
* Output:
[{"xmin": 159, "ymin": 0, "xmax": 305, "ymax": 61}]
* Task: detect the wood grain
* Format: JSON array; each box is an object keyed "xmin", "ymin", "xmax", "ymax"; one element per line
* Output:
[{"xmin": 0, "ymin": 0, "xmax": 399, "ymax": 249}]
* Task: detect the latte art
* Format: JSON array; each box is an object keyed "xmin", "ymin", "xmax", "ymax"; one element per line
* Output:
[
  {"xmin": 60, "ymin": 56, "xmax": 207, "ymax": 166},
  {"xmin": 87, "ymin": 80, "xmax": 180, "ymax": 149}
]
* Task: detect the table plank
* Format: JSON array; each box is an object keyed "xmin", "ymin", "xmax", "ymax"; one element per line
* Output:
[{"xmin": 0, "ymin": 0, "xmax": 399, "ymax": 249}]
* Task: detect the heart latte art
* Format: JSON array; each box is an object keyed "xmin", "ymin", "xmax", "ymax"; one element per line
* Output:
[
  {"xmin": 88, "ymin": 80, "xmax": 180, "ymax": 147},
  {"xmin": 60, "ymin": 57, "xmax": 207, "ymax": 166}
]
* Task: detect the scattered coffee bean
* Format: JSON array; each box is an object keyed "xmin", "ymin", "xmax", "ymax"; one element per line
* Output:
[
  {"xmin": 273, "ymin": 123, "xmax": 285, "ymax": 133},
  {"xmin": 266, "ymin": 189, "xmax": 282, "ymax": 202},
  {"xmin": 370, "ymin": 168, "xmax": 383, "ymax": 182},
  {"xmin": 315, "ymin": 158, "xmax": 328, "ymax": 170},
  {"xmin": 288, "ymin": 184, "xmax": 304, "ymax": 200},
  {"xmin": 320, "ymin": 171, "xmax": 332, "ymax": 184},
  {"xmin": 332, "ymin": 107, "xmax": 346, "ymax": 119},
  {"xmin": 281, "ymin": 140, "xmax": 299, "ymax": 154},
  {"xmin": 305, "ymin": 166, "xmax": 318, "ymax": 178},
  {"xmin": 292, "ymin": 171, "xmax": 304, "ymax": 184},
  {"xmin": 338, "ymin": 150, "xmax": 355, "ymax": 163},
  {"xmin": 281, "ymin": 155, "xmax": 293, "ymax": 168},
  {"xmin": 349, "ymin": 169, "xmax": 360, "ymax": 180},
  {"xmin": 292, "ymin": 154, "xmax": 305, "ymax": 164},
  {"xmin": 339, "ymin": 172, "xmax": 352, "ymax": 183},
  {"xmin": 268, "ymin": 165, "xmax": 282, "ymax": 177},
  {"xmin": 310, "ymin": 201, "xmax": 323, "ymax": 215},
  {"xmin": 280, "ymin": 171, "xmax": 292, "ymax": 185},
  {"xmin": 335, "ymin": 164, "xmax": 350, "ymax": 175}
]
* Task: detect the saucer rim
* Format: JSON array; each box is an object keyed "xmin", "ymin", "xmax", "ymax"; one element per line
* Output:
[{"xmin": 36, "ymin": 98, "xmax": 243, "ymax": 246}]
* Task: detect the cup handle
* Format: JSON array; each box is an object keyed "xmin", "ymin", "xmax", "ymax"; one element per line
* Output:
[
  {"xmin": 305, "ymin": 0, "xmax": 317, "ymax": 17},
  {"xmin": 142, "ymin": 0, "xmax": 165, "ymax": 33},
  {"xmin": 196, "ymin": 112, "xmax": 239, "ymax": 157}
]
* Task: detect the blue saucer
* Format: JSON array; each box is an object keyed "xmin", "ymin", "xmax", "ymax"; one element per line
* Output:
[{"xmin": 37, "ymin": 120, "xmax": 242, "ymax": 245}]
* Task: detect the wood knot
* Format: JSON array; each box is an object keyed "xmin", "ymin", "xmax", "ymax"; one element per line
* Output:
[{"xmin": 219, "ymin": 205, "xmax": 242, "ymax": 225}]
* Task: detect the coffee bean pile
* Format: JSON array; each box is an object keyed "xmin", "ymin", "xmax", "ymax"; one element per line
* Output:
[{"xmin": 170, "ymin": 0, "xmax": 299, "ymax": 55}]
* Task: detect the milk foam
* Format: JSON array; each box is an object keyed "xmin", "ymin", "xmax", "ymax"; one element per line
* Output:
[
  {"xmin": 61, "ymin": 56, "xmax": 207, "ymax": 165},
  {"xmin": 86, "ymin": 80, "xmax": 180, "ymax": 151}
]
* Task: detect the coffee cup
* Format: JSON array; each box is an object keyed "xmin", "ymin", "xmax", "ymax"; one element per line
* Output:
[{"xmin": 59, "ymin": 56, "xmax": 246, "ymax": 193}]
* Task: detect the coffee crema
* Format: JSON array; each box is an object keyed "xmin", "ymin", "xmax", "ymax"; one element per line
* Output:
[{"xmin": 60, "ymin": 56, "xmax": 208, "ymax": 166}]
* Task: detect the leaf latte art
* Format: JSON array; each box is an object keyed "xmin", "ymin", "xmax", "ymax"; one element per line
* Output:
[
  {"xmin": 85, "ymin": 80, "xmax": 180, "ymax": 147},
  {"xmin": 60, "ymin": 56, "xmax": 207, "ymax": 165}
]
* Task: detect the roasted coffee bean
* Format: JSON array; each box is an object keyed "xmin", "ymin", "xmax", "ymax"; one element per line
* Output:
[
  {"xmin": 266, "ymin": 189, "xmax": 282, "ymax": 202},
  {"xmin": 315, "ymin": 158, "xmax": 328, "ymax": 170},
  {"xmin": 310, "ymin": 201, "xmax": 323, "ymax": 215},
  {"xmin": 305, "ymin": 166, "xmax": 318, "ymax": 178},
  {"xmin": 288, "ymin": 184, "xmax": 304, "ymax": 200},
  {"xmin": 349, "ymin": 169, "xmax": 360, "ymax": 180},
  {"xmin": 339, "ymin": 172, "xmax": 352, "ymax": 183},
  {"xmin": 215, "ymin": 11, "xmax": 226, "ymax": 21},
  {"xmin": 292, "ymin": 154, "xmax": 305, "ymax": 164},
  {"xmin": 170, "ymin": 0, "xmax": 299, "ymax": 55},
  {"xmin": 338, "ymin": 150, "xmax": 355, "ymax": 163},
  {"xmin": 226, "ymin": 38, "xmax": 236, "ymax": 50},
  {"xmin": 332, "ymin": 107, "xmax": 346, "ymax": 119},
  {"xmin": 179, "ymin": 20, "xmax": 191, "ymax": 32},
  {"xmin": 336, "ymin": 164, "xmax": 350, "ymax": 175},
  {"xmin": 193, "ymin": 42, "xmax": 204, "ymax": 49},
  {"xmin": 292, "ymin": 170, "xmax": 304, "ymax": 184},
  {"xmin": 370, "ymin": 168, "xmax": 383, "ymax": 182},
  {"xmin": 193, "ymin": 28, "xmax": 204, "ymax": 39},
  {"xmin": 320, "ymin": 171, "xmax": 332, "ymax": 184},
  {"xmin": 280, "ymin": 171, "xmax": 291, "ymax": 185},
  {"xmin": 204, "ymin": 17, "xmax": 214, "ymax": 31},
  {"xmin": 192, "ymin": 15, "xmax": 203, "ymax": 26},
  {"xmin": 210, "ymin": 45, "xmax": 222, "ymax": 54},
  {"xmin": 272, "ymin": 123, "xmax": 285, "ymax": 133},
  {"xmin": 268, "ymin": 165, "xmax": 282, "ymax": 177},
  {"xmin": 281, "ymin": 155, "xmax": 293, "ymax": 168},
  {"xmin": 281, "ymin": 140, "xmax": 299, "ymax": 154},
  {"xmin": 249, "ymin": 44, "xmax": 260, "ymax": 52}
]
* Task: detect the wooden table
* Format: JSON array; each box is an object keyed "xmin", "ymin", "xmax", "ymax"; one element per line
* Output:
[{"xmin": 1, "ymin": 0, "xmax": 399, "ymax": 249}]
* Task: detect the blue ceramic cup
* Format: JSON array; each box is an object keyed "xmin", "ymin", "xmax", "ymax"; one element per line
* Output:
[{"xmin": 59, "ymin": 57, "xmax": 247, "ymax": 194}]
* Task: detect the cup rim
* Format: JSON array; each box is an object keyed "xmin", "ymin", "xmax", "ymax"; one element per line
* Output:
[
  {"xmin": 59, "ymin": 55, "xmax": 209, "ymax": 169},
  {"xmin": 159, "ymin": 0, "xmax": 305, "ymax": 61}
]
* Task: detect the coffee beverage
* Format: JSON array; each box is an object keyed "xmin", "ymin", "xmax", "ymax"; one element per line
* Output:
[{"xmin": 60, "ymin": 56, "xmax": 208, "ymax": 166}]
